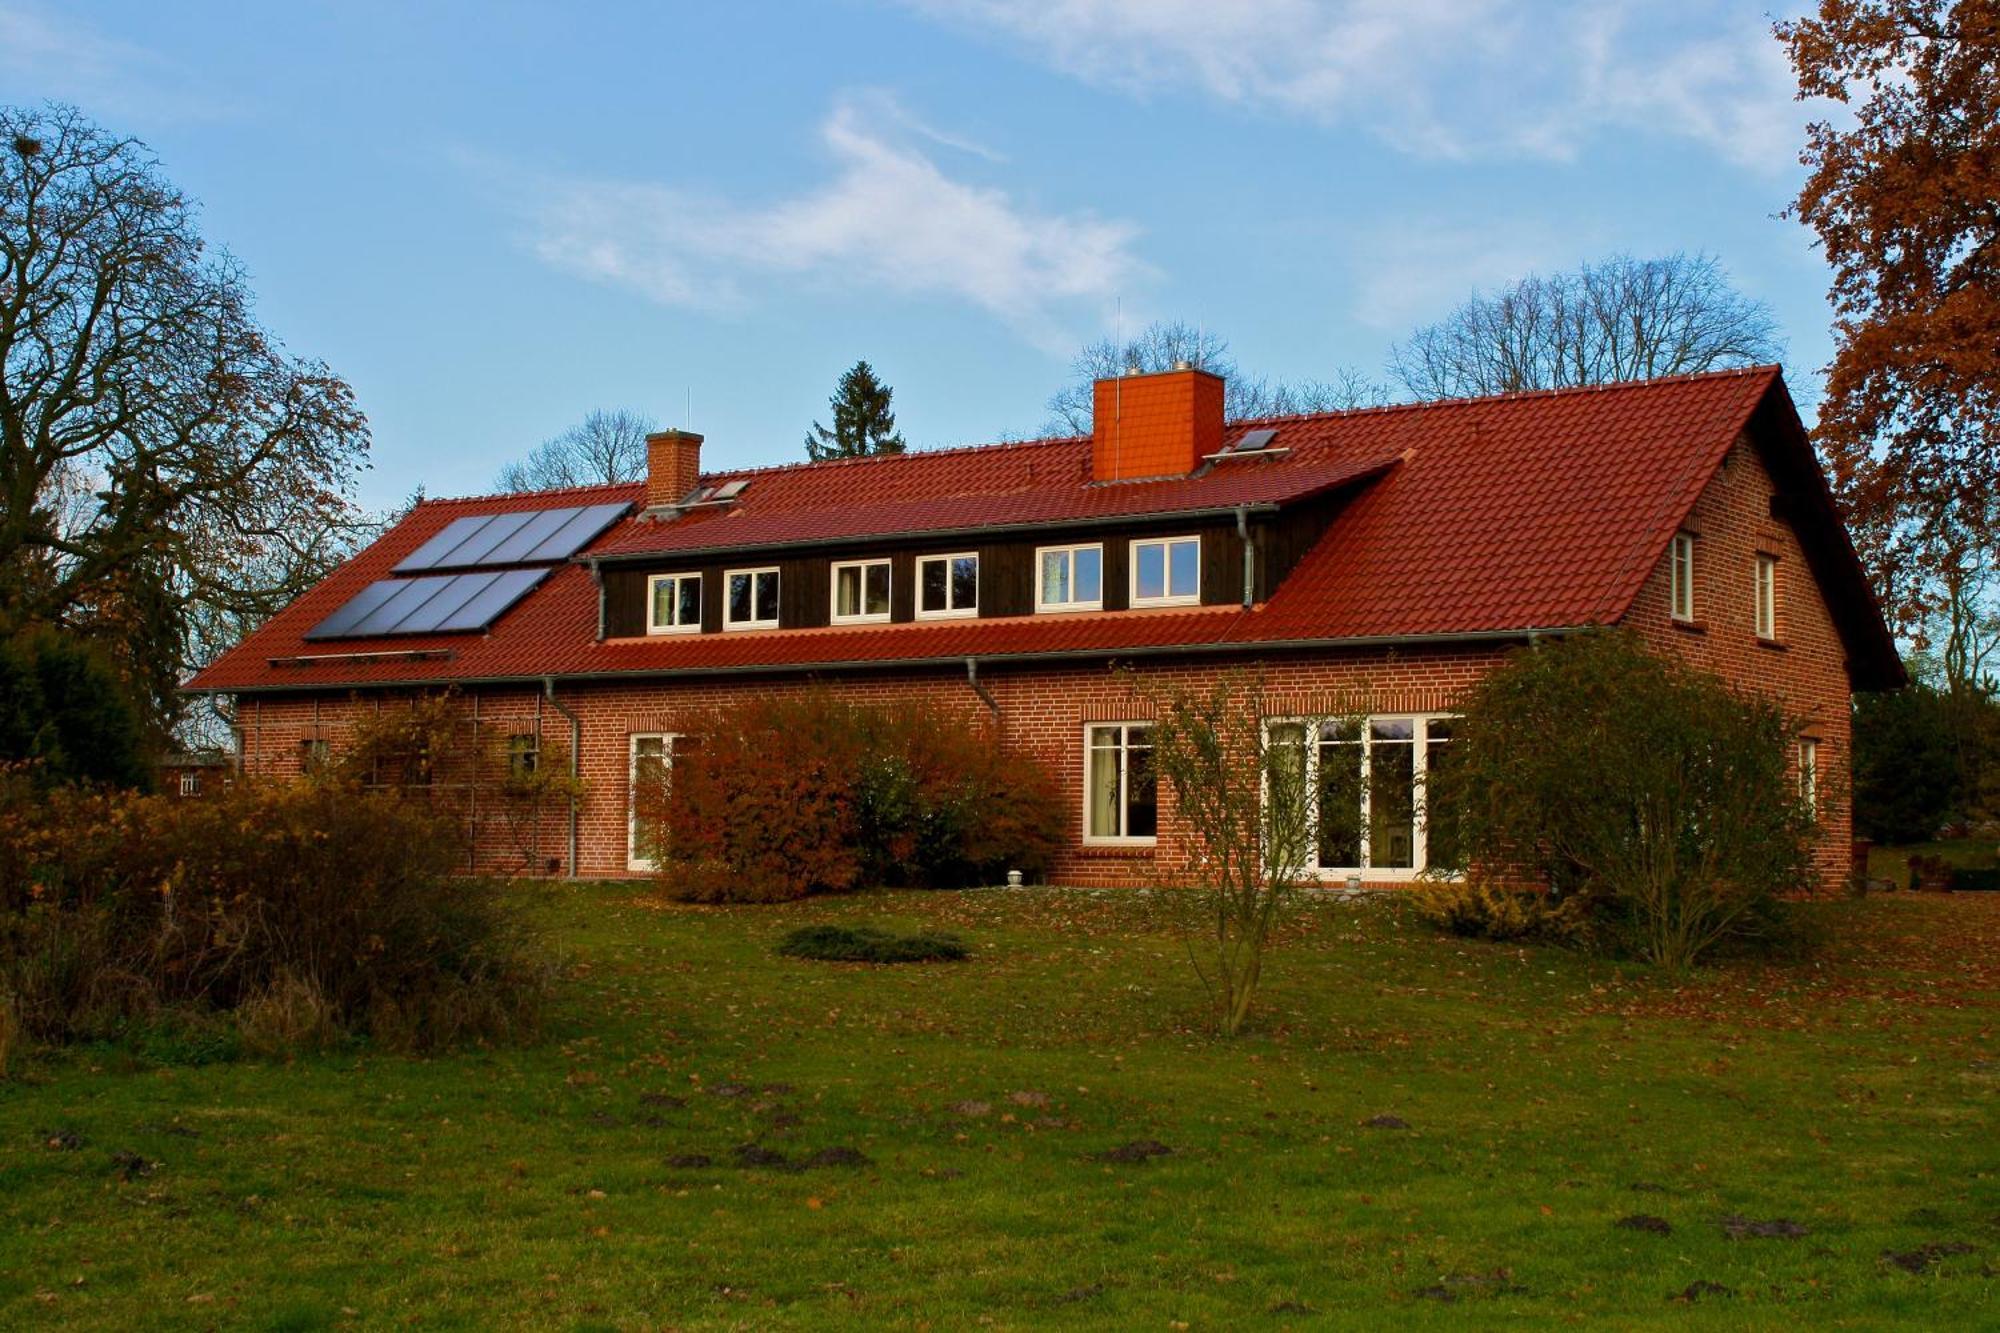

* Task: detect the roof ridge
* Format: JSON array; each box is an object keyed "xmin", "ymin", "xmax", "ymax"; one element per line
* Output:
[
  {"xmin": 697, "ymin": 431, "xmax": 1088, "ymax": 483},
  {"xmin": 416, "ymin": 478, "xmax": 646, "ymax": 509},
  {"xmin": 1226, "ymin": 364, "xmax": 1783, "ymax": 429}
]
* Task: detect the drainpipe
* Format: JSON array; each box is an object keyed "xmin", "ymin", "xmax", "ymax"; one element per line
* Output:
[
  {"xmin": 207, "ymin": 695, "xmax": 241, "ymax": 776},
  {"xmin": 542, "ymin": 676, "xmax": 581, "ymax": 878},
  {"xmin": 588, "ymin": 559, "xmax": 606, "ymax": 641},
  {"xmin": 964, "ymin": 657, "xmax": 1000, "ymax": 718},
  {"xmin": 1235, "ymin": 506, "xmax": 1255, "ymax": 608}
]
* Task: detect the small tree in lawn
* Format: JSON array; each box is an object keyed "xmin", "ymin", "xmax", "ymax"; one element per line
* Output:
[
  {"xmin": 1143, "ymin": 671, "xmax": 1330, "ymax": 1037},
  {"xmin": 1435, "ymin": 630, "xmax": 1820, "ymax": 972}
]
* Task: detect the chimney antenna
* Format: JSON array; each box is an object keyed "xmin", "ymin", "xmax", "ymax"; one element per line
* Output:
[{"xmin": 1114, "ymin": 295, "xmax": 1123, "ymax": 477}]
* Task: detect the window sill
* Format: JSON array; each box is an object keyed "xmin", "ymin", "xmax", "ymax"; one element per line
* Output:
[
  {"xmin": 1756, "ymin": 636, "xmax": 1786, "ymax": 651},
  {"xmin": 1669, "ymin": 618, "xmax": 1706, "ymax": 634},
  {"xmin": 1078, "ymin": 842, "xmax": 1156, "ymax": 859}
]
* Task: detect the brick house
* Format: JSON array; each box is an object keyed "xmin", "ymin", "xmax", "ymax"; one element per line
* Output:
[{"xmin": 187, "ymin": 365, "xmax": 1901, "ymax": 889}]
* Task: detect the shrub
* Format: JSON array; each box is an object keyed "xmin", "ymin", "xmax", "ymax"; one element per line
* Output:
[
  {"xmin": 646, "ymin": 692, "xmax": 1062, "ymax": 902},
  {"xmin": 1851, "ymin": 681, "xmax": 1960, "ymax": 842},
  {"xmin": 775, "ymin": 924, "xmax": 969, "ymax": 963},
  {"xmin": 0, "ymin": 771, "xmax": 549, "ymax": 1055},
  {"xmin": 0, "ymin": 629, "xmax": 151, "ymax": 790},
  {"xmin": 1412, "ymin": 881, "xmax": 1595, "ymax": 946},
  {"xmin": 1431, "ymin": 630, "xmax": 1819, "ymax": 973},
  {"xmin": 0, "ymin": 991, "xmax": 16, "ymax": 1078}
]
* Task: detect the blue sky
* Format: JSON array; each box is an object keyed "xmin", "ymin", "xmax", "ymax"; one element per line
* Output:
[{"xmin": 4, "ymin": 1, "xmax": 1832, "ymax": 511}]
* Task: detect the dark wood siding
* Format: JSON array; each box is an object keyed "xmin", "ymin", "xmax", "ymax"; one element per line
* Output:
[{"xmin": 598, "ymin": 504, "xmax": 1343, "ymax": 636}]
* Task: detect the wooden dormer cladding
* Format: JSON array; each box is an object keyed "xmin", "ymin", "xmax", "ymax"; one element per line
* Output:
[{"xmin": 596, "ymin": 509, "xmax": 1329, "ymax": 639}]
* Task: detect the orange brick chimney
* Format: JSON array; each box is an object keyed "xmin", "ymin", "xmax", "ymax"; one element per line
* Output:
[
  {"xmin": 1091, "ymin": 365, "xmax": 1225, "ymax": 482},
  {"xmin": 645, "ymin": 429, "xmax": 703, "ymax": 508}
]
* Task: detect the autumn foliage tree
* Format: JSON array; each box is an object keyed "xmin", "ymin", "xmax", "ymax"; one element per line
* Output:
[{"xmin": 1778, "ymin": 1, "xmax": 2000, "ymax": 620}]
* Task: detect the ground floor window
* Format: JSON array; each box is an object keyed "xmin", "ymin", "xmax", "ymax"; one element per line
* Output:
[
  {"xmin": 1266, "ymin": 714, "xmax": 1458, "ymax": 878},
  {"xmin": 628, "ymin": 732, "xmax": 682, "ymax": 871},
  {"xmin": 1798, "ymin": 736, "xmax": 1819, "ymax": 815},
  {"xmin": 1085, "ymin": 723, "xmax": 1156, "ymax": 842}
]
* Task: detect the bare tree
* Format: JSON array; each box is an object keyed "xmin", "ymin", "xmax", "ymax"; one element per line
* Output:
[
  {"xmin": 1044, "ymin": 320, "xmax": 1387, "ymax": 434},
  {"xmin": 1, "ymin": 104, "xmax": 370, "ymax": 737},
  {"xmin": 495, "ymin": 409, "xmax": 657, "ymax": 492},
  {"xmin": 1389, "ymin": 253, "xmax": 1783, "ymax": 399},
  {"xmin": 1142, "ymin": 670, "xmax": 1340, "ymax": 1036}
]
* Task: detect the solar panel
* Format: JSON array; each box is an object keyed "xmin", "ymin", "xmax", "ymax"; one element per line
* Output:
[
  {"xmin": 711, "ymin": 479, "xmax": 749, "ymax": 500},
  {"xmin": 478, "ymin": 506, "xmax": 586, "ymax": 564},
  {"xmin": 305, "ymin": 569, "xmax": 552, "ymax": 640},
  {"xmin": 433, "ymin": 509, "xmax": 538, "ymax": 567},
  {"xmin": 519, "ymin": 502, "xmax": 629, "ymax": 562},
  {"xmin": 1232, "ymin": 428, "xmax": 1278, "ymax": 453},
  {"xmin": 395, "ymin": 515, "xmax": 500, "ymax": 573}
]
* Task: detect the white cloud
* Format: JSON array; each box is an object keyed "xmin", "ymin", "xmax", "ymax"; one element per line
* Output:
[
  {"xmin": 519, "ymin": 94, "xmax": 1145, "ymax": 349},
  {"xmin": 1346, "ymin": 221, "xmax": 1584, "ymax": 332},
  {"xmin": 903, "ymin": 0, "xmax": 1805, "ymax": 169}
]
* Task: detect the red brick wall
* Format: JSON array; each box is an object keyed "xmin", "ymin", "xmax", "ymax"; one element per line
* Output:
[
  {"xmin": 236, "ymin": 646, "xmax": 1504, "ymax": 888},
  {"xmin": 1622, "ymin": 434, "xmax": 1855, "ymax": 891}
]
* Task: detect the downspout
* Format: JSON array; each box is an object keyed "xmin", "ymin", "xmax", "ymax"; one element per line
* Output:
[
  {"xmin": 588, "ymin": 559, "xmax": 606, "ymax": 641},
  {"xmin": 1235, "ymin": 506, "xmax": 1255, "ymax": 608},
  {"xmin": 542, "ymin": 676, "xmax": 581, "ymax": 879},
  {"xmin": 207, "ymin": 695, "xmax": 241, "ymax": 776},
  {"xmin": 965, "ymin": 657, "xmax": 1000, "ymax": 718}
]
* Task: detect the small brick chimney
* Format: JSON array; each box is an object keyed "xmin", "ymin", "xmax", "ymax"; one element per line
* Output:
[
  {"xmin": 645, "ymin": 429, "xmax": 703, "ymax": 508},
  {"xmin": 1091, "ymin": 365, "xmax": 1225, "ymax": 482}
]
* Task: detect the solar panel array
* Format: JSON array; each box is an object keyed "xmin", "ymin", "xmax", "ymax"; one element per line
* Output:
[
  {"xmin": 1231, "ymin": 428, "xmax": 1278, "ymax": 453},
  {"xmin": 308, "ymin": 500, "xmax": 631, "ymax": 641},
  {"xmin": 393, "ymin": 502, "xmax": 629, "ymax": 573},
  {"xmin": 306, "ymin": 568, "xmax": 552, "ymax": 641}
]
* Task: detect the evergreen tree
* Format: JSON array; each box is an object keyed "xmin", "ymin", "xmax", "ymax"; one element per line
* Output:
[{"xmin": 805, "ymin": 361, "xmax": 908, "ymax": 461}]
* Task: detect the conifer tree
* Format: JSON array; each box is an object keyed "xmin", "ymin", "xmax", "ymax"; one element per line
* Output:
[{"xmin": 805, "ymin": 361, "xmax": 908, "ymax": 460}]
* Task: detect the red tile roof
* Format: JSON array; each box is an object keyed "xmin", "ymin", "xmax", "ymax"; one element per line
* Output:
[{"xmin": 188, "ymin": 367, "xmax": 1899, "ymax": 694}]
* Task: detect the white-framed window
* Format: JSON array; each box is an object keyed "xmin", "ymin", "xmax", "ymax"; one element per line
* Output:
[
  {"xmin": 507, "ymin": 733, "xmax": 538, "ymax": 777},
  {"xmin": 1084, "ymin": 723, "xmax": 1157, "ymax": 843},
  {"xmin": 628, "ymin": 732, "xmax": 680, "ymax": 871},
  {"xmin": 1799, "ymin": 736, "xmax": 1819, "ymax": 816},
  {"xmin": 298, "ymin": 737, "xmax": 330, "ymax": 775},
  {"xmin": 724, "ymin": 566, "xmax": 780, "ymax": 630},
  {"xmin": 917, "ymin": 552, "xmax": 978, "ymax": 619},
  {"xmin": 1265, "ymin": 714, "xmax": 1459, "ymax": 880},
  {"xmin": 1037, "ymin": 543, "xmax": 1103, "ymax": 612},
  {"xmin": 1130, "ymin": 535, "xmax": 1201, "ymax": 607},
  {"xmin": 1755, "ymin": 553, "xmax": 1778, "ymax": 640},
  {"xmin": 178, "ymin": 771, "xmax": 201, "ymax": 796},
  {"xmin": 647, "ymin": 572, "xmax": 702, "ymax": 634},
  {"xmin": 1670, "ymin": 532, "xmax": 1696, "ymax": 622},
  {"xmin": 831, "ymin": 558, "xmax": 891, "ymax": 624}
]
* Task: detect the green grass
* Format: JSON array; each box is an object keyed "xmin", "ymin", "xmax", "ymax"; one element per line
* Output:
[{"xmin": 2, "ymin": 885, "xmax": 1995, "ymax": 1329}]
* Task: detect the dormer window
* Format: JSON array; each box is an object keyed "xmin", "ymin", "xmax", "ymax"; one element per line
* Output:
[
  {"xmin": 1130, "ymin": 535, "xmax": 1200, "ymax": 607},
  {"xmin": 724, "ymin": 567, "xmax": 779, "ymax": 630},
  {"xmin": 917, "ymin": 553, "xmax": 978, "ymax": 619},
  {"xmin": 831, "ymin": 558, "xmax": 891, "ymax": 624},
  {"xmin": 1037, "ymin": 543, "xmax": 1103, "ymax": 612},
  {"xmin": 646, "ymin": 573, "xmax": 702, "ymax": 634}
]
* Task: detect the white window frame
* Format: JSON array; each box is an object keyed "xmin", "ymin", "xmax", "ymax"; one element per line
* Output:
[
  {"xmin": 829, "ymin": 558, "xmax": 892, "ymax": 625},
  {"xmin": 645, "ymin": 572, "xmax": 702, "ymax": 635},
  {"xmin": 1755, "ymin": 553, "xmax": 1778, "ymax": 640},
  {"xmin": 1083, "ymin": 722, "xmax": 1157, "ymax": 845},
  {"xmin": 1263, "ymin": 713, "xmax": 1459, "ymax": 882},
  {"xmin": 178, "ymin": 770, "xmax": 201, "ymax": 796},
  {"xmin": 628, "ymin": 732, "xmax": 679, "ymax": 872},
  {"xmin": 1670, "ymin": 532, "xmax": 1696, "ymax": 622},
  {"xmin": 1129, "ymin": 535, "xmax": 1202, "ymax": 608},
  {"xmin": 1036, "ymin": 542, "xmax": 1104, "ymax": 613},
  {"xmin": 915, "ymin": 551, "xmax": 979, "ymax": 620},
  {"xmin": 722, "ymin": 566, "xmax": 780, "ymax": 631},
  {"xmin": 1799, "ymin": 736, "xmax": 1819, "ymax": 816}
]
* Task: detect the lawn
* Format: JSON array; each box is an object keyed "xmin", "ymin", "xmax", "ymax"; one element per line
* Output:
[{"xmin": 2, "ymin": 885, "xmax": 1995, "ymax": 1329}]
